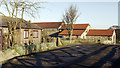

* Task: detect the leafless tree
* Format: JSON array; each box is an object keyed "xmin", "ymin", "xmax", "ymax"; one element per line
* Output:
[
  {"xmin": 62, "ymin": 5, "xmax": 79, "ymax": 43},
  {"xmin": 0, "ymin": 0, "xmax": 43, "ymax": 47}
]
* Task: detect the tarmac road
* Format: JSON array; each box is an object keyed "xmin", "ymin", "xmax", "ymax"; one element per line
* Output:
[{"xmin": 1, "ymin": 44, "xmax": 120, "ymax": 68}]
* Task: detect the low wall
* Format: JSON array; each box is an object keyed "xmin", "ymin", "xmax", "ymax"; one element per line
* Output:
[
  {"xmin": 0, "ymin": 42, "xmax": 57, "ymax": 63},
  {"xmin": 0, "ymin": 48, "xmax": 20, "ymax": 63},
  {"xmin": 0, "ymin": 39, "xmax": 77, "ymax": 63},
  {"xmin": 75, "ymin": 39, "xmax": 113, "ymax": 44},
  {"xmin": 61, "ymin": 40, "xmax": 75, "ymax": 44}
]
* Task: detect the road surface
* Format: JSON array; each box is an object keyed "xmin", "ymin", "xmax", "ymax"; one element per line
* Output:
[{"xmin": 1, "ymin": 44, "xmax": 120, "ymax": 68}]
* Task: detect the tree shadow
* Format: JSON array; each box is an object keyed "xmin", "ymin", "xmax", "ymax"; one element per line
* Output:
[
  {"xmin": 89, "ymin": 47, "xmax": 117, "ymax": 68},
  {"xmin": 111, "ymin": 46, "xmax": 120, "ymax": 68},
  {"xmin": 1, "ymin": 45, "xmax": 119, "ymax": 68}
]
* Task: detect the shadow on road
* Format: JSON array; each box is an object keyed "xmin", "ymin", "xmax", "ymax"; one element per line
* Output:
[{"xmin": 1, "ymin": 45, "xmax": 120, "ymax": 68}]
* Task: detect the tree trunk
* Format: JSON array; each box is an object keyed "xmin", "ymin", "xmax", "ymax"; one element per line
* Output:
[
  {"xmin": 7, "ymin": 27, "xmax": 10, "ymax": 47},
  {"xmin": 69, "ymin": 29, "xmax": 73, "ymax": 43},
  {"xmin": 11, "ymin": 26, "xmax": 16, "ymax": 47},
  {"xmin": 8, "ymin": 23, "xmax": 12, "ymax": 47},
  {"xmin": 43, "ymin": 29, "xmax": 47, "ymax": 43},
  {"xmin": 69, "ymin": 21, "xmax": 73, "ymax": 43}
]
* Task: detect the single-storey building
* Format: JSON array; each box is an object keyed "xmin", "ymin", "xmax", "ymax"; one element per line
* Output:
[
  {"xmin": 59, "ymin": 23, "xmax": 116, "ymax": 44},
  {"xmin": 32, "ymin": 22, "xmax": 63, "ymax": 42},
  {"xmin": 59, "ymin": 24, "xmax": 91, "ymax": 39},
  {"xmin": 0, "ymin": 16, "xmax": 42, "ymax": 50},
  {"xmin": 86, "ymin": 29, "xmax": 116, "ymax": 44},
  {"xmin": 32, "ymin": 22, "xmax": 63, "ymax": 36}
]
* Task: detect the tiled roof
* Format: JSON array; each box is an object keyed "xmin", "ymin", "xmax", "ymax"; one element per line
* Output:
[
  {"xmin": 87, "ymin": 29, "xmax": 114, "ymax": 36},
  {"xmin": 60, "ymin": 24, "xmax": 89, "ymax": 30},
  {"xmin": 32, "ymin": 22, "xmax": 63, "ymax": 29},
  {"xmin": 0, "ymin": 16, "xmax": 41, "ymax": 29},
  {"xmin": 59, "ymin": 30, "xmax": 85, "ymax": 36},
  {"xmin": 18, "ymin": 22, "xmax": 41, "ymax": 29}
]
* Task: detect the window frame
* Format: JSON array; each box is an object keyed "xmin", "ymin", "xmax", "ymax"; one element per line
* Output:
[
  {"xmin": 24, "ymin": 30, "xmax": 29, "ymax": 39},
  {"xmin": 33, "ymin": 30, "xmax": 38, "ymax": 38}
]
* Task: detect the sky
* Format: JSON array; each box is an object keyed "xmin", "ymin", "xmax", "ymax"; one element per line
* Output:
[
  {"xmin": 29, "ymin": 2, "xmax": 118, "ymax": 29},
  {"xmin": 0, "ymin": 1, "xmax": 118, "ymax": 29}
]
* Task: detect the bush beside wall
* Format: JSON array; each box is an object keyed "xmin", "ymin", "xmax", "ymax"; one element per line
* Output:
[
  {"xmin": 0, "ymin": 42, "xmax": 58, "ymax": 63},
  {"xmin": 0, "ymin": 39, "xmax": 78, "ymax": 63}
]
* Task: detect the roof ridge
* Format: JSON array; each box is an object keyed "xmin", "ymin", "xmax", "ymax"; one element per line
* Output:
[{"xmin": 32, "ymin": 22, "xmax": 63, "ymax": 29}]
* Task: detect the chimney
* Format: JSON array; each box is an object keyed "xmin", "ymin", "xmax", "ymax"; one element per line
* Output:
[{"xmin": 29, "ymin": 20, "xmax": 31, "ymax": 23}]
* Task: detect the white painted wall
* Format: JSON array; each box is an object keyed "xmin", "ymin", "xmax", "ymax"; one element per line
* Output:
[
  {"xmin": 112, "ymin": 30, "xmax": 116, "ymax": 44},
  {"xmin": 81, "ymin": 25, "xmax": 91, "ymax": 39}
]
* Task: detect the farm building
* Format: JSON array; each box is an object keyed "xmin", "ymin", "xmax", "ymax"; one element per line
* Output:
[
  {"xmin": 0, "ymin": 16, "xmax": 42, "ymax": 50},
  {"xmin": 59, "ymin": 24, "xmax": 116, "ymax": 44}
]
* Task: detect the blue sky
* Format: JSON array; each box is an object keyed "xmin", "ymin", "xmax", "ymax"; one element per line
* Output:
[
  {"xmin": 0, "ymin": 2, "xmax": 118, "ymax": 29},
  {"xmin": 30, "ymin": 2, "xmax": 118, "ymax": 29}
]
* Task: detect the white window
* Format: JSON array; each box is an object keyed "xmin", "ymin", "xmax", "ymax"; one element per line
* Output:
[
  {"xmin": 24, "ymin": 30, "xmax": 29, "ymax": 39},
  {"xmin": 33, "ymin": 30, "xmax": 38, "ymax": 38}
]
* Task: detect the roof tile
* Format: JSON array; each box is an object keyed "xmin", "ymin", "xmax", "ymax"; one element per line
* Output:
[
  {"xmin": 0, "ymin": 16, "xmax": 41, "ymax": 29},
  {"xmin": 59, "ymin": 30, "xmax": 85, "ymax": 36},
  {"xmin": 32, "ymin": 22, "xmax": 63, "ymax": 29},
  {"xmin": 87, "ymin": 29, "xmax": 114, "ymax": 36},
  {"xmin": 60, "ymin": 24, "xmax": 89, "ymax": 30}
]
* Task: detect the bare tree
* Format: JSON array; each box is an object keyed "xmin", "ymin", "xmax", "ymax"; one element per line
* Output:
[
  {"xmin": 0, "ymin": 0, "xmax": 43, "ymax": 47},
  {"xmin": 62, "ymin": 5, "xmax": 79, "ymax": 43}
]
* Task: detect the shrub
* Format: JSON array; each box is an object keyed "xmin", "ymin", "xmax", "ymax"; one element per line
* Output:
[
  {"xmin": 47, "ymin": 42, "xmax": 57, "ymax": 50},
  {"xmin": 14, "ymin": 45, "xmax": 26, "ymax": 55},
  {"xmin": 40, "ymin": 43, "xmax": 48, "ymax": 51},
  {"xmin": 36, "ymin": 44, "xmax": 41, "ymax": 52}
]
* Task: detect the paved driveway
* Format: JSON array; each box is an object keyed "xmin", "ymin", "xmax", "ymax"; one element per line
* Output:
[{"xmin": 2, "ymin": 44, "xmax": 120, "ymax": 68}]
